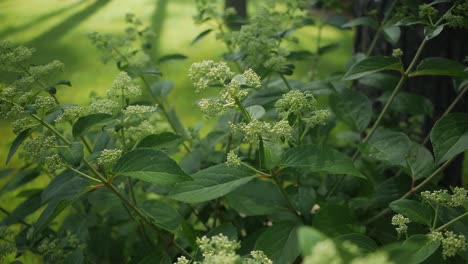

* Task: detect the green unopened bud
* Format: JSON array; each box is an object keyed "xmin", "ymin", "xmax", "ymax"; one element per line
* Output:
[
  {"xmin": 391, "ymin": 214, "xmax": 410, "ymax": 237},
  {"xmin": 226, "ymin": 151, "xmax": 242, "ymax": 167},
  {"xmin": 442, "ymin": 231, "xmax": 466, "ymax": 259},
  {"xmin": 392, "ymin": 48, "xmax": 403, "ymax": 58}
]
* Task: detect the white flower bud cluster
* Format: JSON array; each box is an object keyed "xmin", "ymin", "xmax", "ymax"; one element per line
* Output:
[
  {"xmin": 23, "ymin": 136, "xmax": 56, "ymax": 161},
  {"xmin": 421, "ymin": 187, "xmax": 468, "ymax": 208},
  {"xmin": 29, "ymin": 60, "xmax": 64, "ymax": 78},
  {"xmin": 275, "ymin": 90, "xmax": 317, "ymax": 119},
  {"xmin": 0, "ymin": 40, "xmax": 35, "ymax": 71},
  {"xmin": 34, "ymin": 95, "xmax": 55, "ymax": 110},
  {"xmin": 189, "ymin": 60, "xmax": 234, "ymax": 93},
  {"xmin": 350, "ymin": 252, "xmax": 394, "ymax": 264},
  {"xmin": 54, "ymin": 106, "xmax": 86, "ymax": 123},
  {"xmin": 226, "ymin": 151, "xmax": 241, "ymax": 167},
  {"xmin": 230, "ymin": 119, "xmax": 293, "ymax": 145},
  {"xmin": 303, "ymin": 239, "xmax": 342, "ymax": 264},
  {"xmin": 189, "ymin": 61, "xmax": 262, "ymax": 119},
  {"xmin": 176, "ymin": 234, "xmax": 272, "ymax": 264},
  {"xmin": 305, "ymin": 110, "xmax": 333, "ymax": 128},
  {"xmin": 11, "ymin": 117, "xmax": 33, "ymax": 134},
  {"xmin": 429, "ymin": 231, "xmax": 467, "ymax": 259},
  {"xmin": 122, "ymin": 105, "xmax": 157, "ymax": 115},
  {"xmin": 391, "ymin": 214, "xmax": 410, "ymax": 236},
  {"xmin": 97, "ymin": 149, "xmax": 122, "ymax": 168},
  {"xmin": 107, "ymin": 71, "xmax": 141, "ymax": 98},
  {"xmin": 45, "ymin": 154, "xmax": 65, "ymax": 172},
  {"xmin": 88, "ymin": 98, "xmax": 119, "ymax": 115}
]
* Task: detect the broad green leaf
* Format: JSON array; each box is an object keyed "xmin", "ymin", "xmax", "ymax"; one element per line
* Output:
[
  {"xmin": 255, "ymin": 222, "xmax": 299, "ymax": 263},
  {"xmin": 113, "ymin": 148, "xmax": 191, "ymax": 185},
  {"xmin": 410, "ymin": 57, "xmax": 468, "ymax": 78},
  {"xmin": 157, "ymin": 53, "xmax": 187, "ymax": 63},
  {"xmin": 191, "ymin": 29, "xmax": 213, "ymax": 45},
  {"xmin": 287, "ymin": 50, "xmax": 315, "ymax": 60},
  {"xmin": 400, "ymin": 235, "xmax": 440, "ymax": 264},
  {"xmin": 396, "ymin": 16, "xmax": 424, "ymax": 26},
  {"xmin": 424, "ymin": 25, "xmax": 444, "ymax": 40},
  {"xmin": 390, "ymin": 199, "xmax": 434, "ymax": 226},
  {"xmin": 297, "ymin": 226, "xmax": 327, "ymax": 256},
  {"xmin": 34, "ymin": 200, "xmax": 76, "ymax": 237},
  {"xmin": 225, "ymin": 179, "xmax": 289, "ymax": 216},
  {"xmin": 58, "ymin": 142, "xmax": 83, "ymax": 167},
  {"xmin": 2, "ymin": 191, "xmax": 42, "ymax": 225},
  {"xmin": 343, "ymin": 56, "xmax": 403, "ymax": 80},
  {"xmin": 136, "ymin": 132, "xmax": 183, "ymax": 150},
  {"xmin": 141, "ymin": 200, "xmax": 181, "ymax": 232},
  {"xmin": 1, "ymin": 168, "xmax": 40, "ymax": 194},
  {"xmin": 312, "ymin": 204, "xmax": 357, "ymax": 236},
  {"xmin": 169, "ymin": 164, "xmax": 256, "ymax": 203},
  {"xmin": 318, "ymin": 43, "xmax": 340, "ymax": 55},
  {"xmin": 41, "ymin": 170, "xmax": 89, "ymax": 204},
  {"xmin": 72, "ymin": 113, "xmax": 113, "ymax": 138},
  {"xmin": 281, "ymin": 145, "xmax": 364, "ymax": 178},
  {"xmin": 6, "ymin": 128, "xmax": 34, "ymax": 164},
  {"xmin": 383, "ymin": 25, "xmax": 401, "ymax": 46},
  {"xmin": 358, "ymin": 72, "xmax": 400, "ymax": 90},
  {"xmin": 404, "ymin": 142, "xmax": 435, "ymax": 180},
  {"xmin": 330, "ymin": 89, "xmax": 372, "ymax": 131},
  {"xmin": 246, "ymin": 105, "xmax": 266, "ymax": 120},
  {"xmin": 359, "ymin": 128, "xmax": 411, "ymax": 166},
  {"xmin": 263, "ymin": 141, "xmax": 283, "ymax": 170},
  {"xmin": 150, "ymin": 80, "xmax": 173, "ymax": 97},
  {"xmin": 430, "ymin": 113, "xmax": 468, "ymax": 163},
  {"xmin": 206, "ymin": 223, "xmax": 238, "ymax": 241},
  {"xmin": 380, "ymin": 92, "xmax": 433, "ymax": 117},
  {"xmin": 291, "ymin": 186, "xmax": 316, "ymax": 216},
  {"xmin": 334, "ymin": 234, "xmax": 378, "ymax": 254},
  {"xmin": 342, "ymin": 17, "xmax": 378, "ymax": 29}
]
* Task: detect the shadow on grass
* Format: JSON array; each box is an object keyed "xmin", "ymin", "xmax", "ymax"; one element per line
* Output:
[{"xmin": 0, "ymin": 0, "xmax": 87, "ymax": 39}]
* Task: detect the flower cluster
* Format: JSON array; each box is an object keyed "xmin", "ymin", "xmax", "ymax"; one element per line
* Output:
[
  {"xmin": 391, "ymin": 214, "xmax": 410, "ymax": 237},
  {"xmin": 418, "ymin": 4, "xmax": 438, "ymax": 19},
  {"xmin": 23, "ymin": 136, "xmax": 56, "ymax": 161},
  {"xmin": 445, "ymin": 2, "xmax": 468, "ymax": 28},
  {"xmin": 0, "ymin": 40, "xmax": 35, "ymax": 72},
  {"xmin": 302, "ymin": 239, "xmax": 342, "ymax": 264},
  {"xmin": 97, "ymin": 149, "xmax": 123, "ymax": 168},
  {"xmin": 226, "ymin": 150, "xmax": 241, "ymax": 167},
  {"xmin": 275, "ymin": 90, "xmax": 317, "ymax": 119},
  {"xmin": 189, "ymin": 60, "xmax": 234, "ymax": 93},
  {"xmin": 107, "ymin": 71, "xmax": 141, "ymax": 98},
  {"xmin": 45, "ymin": 154, "xmax": 65, "ymax": 172},
  {"xmin": 429, "ymin": 231, "xmax": 466, "ymax": 259},
  {"xmin": 230, "ymin": 119, "xmax": 292, "ymax": 145},
  {"xmin": 421, "ymin": 187, "xmax": 467, "ymax": 207},
  {"xmin": 175, "ymin": 234, "xmax": 272, "ymax": 264},
  {"xmin": 189, "ymin": 61, "xmax": 262, "ymax": 119},
  {"xmin": 37, "ymin": 234, "xmax": 84, "ymax": 262}
]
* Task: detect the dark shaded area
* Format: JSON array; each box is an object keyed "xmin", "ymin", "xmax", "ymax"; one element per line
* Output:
[
  {"xmin": 0, "ymin": 0, "xmax": 86, "ymax": 39},
  {"xmin": 225, "ymin": 0, "xmax": 247, "ymax": 29},
  {"xmin": 151, "ymin": 0, "xmax": 169, "ymax": 58},
  {"xmin": 353, "ymin": 0, "xmax": 468, "ymax": 186}
]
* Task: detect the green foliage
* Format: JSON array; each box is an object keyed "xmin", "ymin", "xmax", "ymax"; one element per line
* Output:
[{"xmin": 1, "ymin": 1, "xmax": 468, "ymax": 263}]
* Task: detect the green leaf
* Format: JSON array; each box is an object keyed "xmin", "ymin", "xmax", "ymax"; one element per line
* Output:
[
  {"xmin": 281, "ymin": 145, "xmax": 364, "ymax": 178},
  {"xmin": 135, "ymin": 132, "xmax": 183, "ymax": 150},
  {"xmin": 58, "ymin": 142, "xmax": 83, "ymax": 167},
  {"xmin": 113, "ymin": 148, "xmax": 191, "ymax": 185},
  {"xmin": 396, "ymin": 16, "xmax": 424, "ymax": 26},
  {"xmin": 263, "ymin": 141, "xmax": 283, "ymax": 170},
  {"xmin": 381, "ymin": 92, "xmax": 434, "ymax": 117},
  {"xmin": 168, "ymin": 164, "xmax": 256, "ymax": 203},
  {"xmin": 1, "ymin": 168, "xmax": 40, "ymax": 194},
  {"xmin": 330, "ymin": 89, "xmax": 372, "ymax": 131},
  {"xmin": 225, "ymin": 179, "xmax": 289, "ymax": 216},
  {"xmin": 358, "ymin": 72, "xmax": 400, "ymax": 90},
  {"xmin": 297, "ymin": 226, "xmax": 327, "ymax": 256},
  {"xmin": 2, "ymin": 191, "xmax": 42, "ymax": 225},
  {"xmin": 400, "ymin": 235, "xmax": 440, "ymax": 264},
  {"xmin": 191, "ymin": 29, "xmax": 213, "ymax": 45},
  {"xmin": 246, "ymin": 105, "xmax": 266, "ymax": 120},
  {"xmin": 255, "ymin": 222, "xmax": 299, "ymax": 263},
  {"xmin": 383, "ymin": 25, "xmax": 401, "ymax": 46},
  {"xmin": 72, "ymin": 113, "xmax": 113, "ymax": 138},
  {"xmin": 343, "ymin": 56, "xmax": 403, "ymax": 80},
  {"xmin": 312, "ymin": 204, "xmax": 357, "ymax": 236},
  {"xmin": 342, "ymin": 17, "xmax": 378, "ymax": 29},
  {"xmin": 318, "ymin": 43, "xmax": 340, "ymax": 55},
  {"xmin": 424, "ymin": 25, "xmax": 444, "ymax": 40},
  {"xmin": 141, "ymin": 200, "xmax": 181, "ymax": 232},
  {"xmin": 390, "ymin": 199, "xmax": 434, "ymax": 226},
  {"xmin": 287, "ymin": 50, "xmax": 315, "ymax": 60},
  {"xmin": 334, "ymin": 234, "xmax": 378, "ymax": 254},
  {"xmin": 404, "ymin": 142, "xmax": 435, "ymax": 180},
  {"xmin": 359, "ymin": 128, "xmax": 411, "ymax": 166},
  {"xmin": 430, "ymin": 113, "xmax": 468, "ymax": 164},
  {"xmin": 6, "ymin": 128, "xmax": 34, "ymax": 164},
  {"xmin": 410, "ymin": 57, "xmax": 468, "ymax": 78},
  {"xmin": 150, "ymin": 80, "xmax": 173, "ymax": 97},
  {"xmin": 158, "ymin": 53, "xmax": 188, "ymax": 63}
]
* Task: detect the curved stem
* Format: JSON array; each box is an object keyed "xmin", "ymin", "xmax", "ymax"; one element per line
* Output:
[
  {"xmin": 436, "ymin": 212, "xmax": 468, "ymax": 232},
  {"xmin": 280, "ymin": 74, "xmax": 292, "ymax": 91}
]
